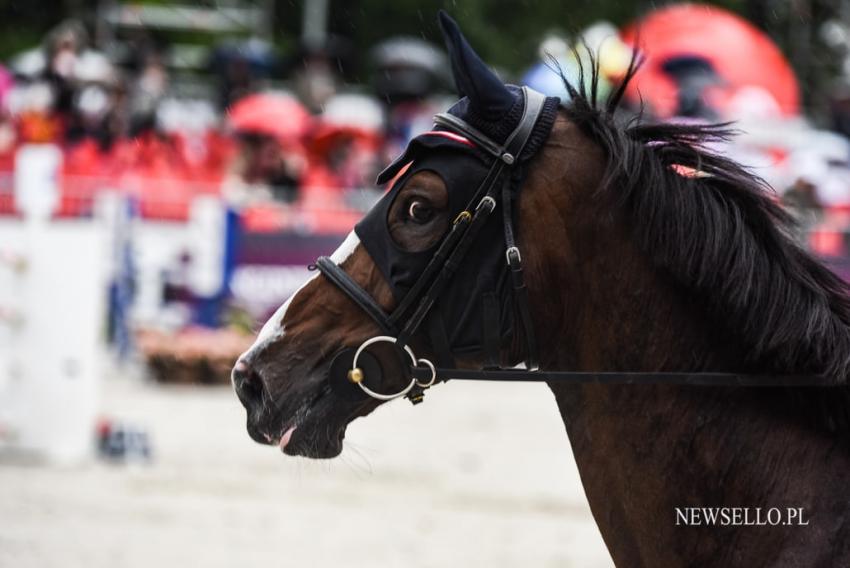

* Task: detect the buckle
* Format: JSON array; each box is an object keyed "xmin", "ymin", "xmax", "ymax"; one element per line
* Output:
[
  {"xmin": 506, "ymin": 246, "xmax": 522, "ymax": 265},
  {"xmin": 476, "ymin": 196, "xmax": 496, "ymax": 212},
  {"xmin": 453, "ymin": 210, "xmax": 472, "ymax": 225}
]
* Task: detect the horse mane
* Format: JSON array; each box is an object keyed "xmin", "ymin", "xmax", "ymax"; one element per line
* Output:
[{"xmin": 556, "ymin": 52, "xmax": 850, "ymax": 430}]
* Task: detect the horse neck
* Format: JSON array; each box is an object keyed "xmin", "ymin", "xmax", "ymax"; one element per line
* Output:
[
  {"xmin": 525, "ymin": 181, "xmax": 850, "ymax": 565},
  {"xmin": 526, "ymin": 187, "xmax": 740, "ymax": 374}
]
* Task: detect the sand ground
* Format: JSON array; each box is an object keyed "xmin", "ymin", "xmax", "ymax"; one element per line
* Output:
[{"xmin": 0, "ymin": 373, "xmax": 613, "ymax": 567}]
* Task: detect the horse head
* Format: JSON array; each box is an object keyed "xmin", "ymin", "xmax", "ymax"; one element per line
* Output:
[{"xmin": 231, "ymin": 12, "xmax": 566, "ymax": 458}]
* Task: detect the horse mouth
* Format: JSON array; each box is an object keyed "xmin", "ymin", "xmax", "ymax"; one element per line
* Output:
[{"xmin": 244, "ymin": 383, "xmax": 349, "ymax": 459}]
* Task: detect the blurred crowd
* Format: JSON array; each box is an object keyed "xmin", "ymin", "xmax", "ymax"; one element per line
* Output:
[
  {"xmin": 3, "ymin": 6, "xmax": 850, "ymax": 237},
  {"xmin": 0, "ymin": 18, "xmax": 459, "ymax": 232}
]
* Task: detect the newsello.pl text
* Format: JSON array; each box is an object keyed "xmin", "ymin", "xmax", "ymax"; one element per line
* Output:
[{"xmin": 675, "ymin": 507, "xmax": 810, "ymax": 526}]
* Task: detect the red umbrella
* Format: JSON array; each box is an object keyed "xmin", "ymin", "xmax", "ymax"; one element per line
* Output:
[
  {"xmin": 621, "ymin": 4, "xmax": 800, "ymax": 119},
  {"xmin": 227, "ymin": 92, "xmax": 312, "ymax": 142}
]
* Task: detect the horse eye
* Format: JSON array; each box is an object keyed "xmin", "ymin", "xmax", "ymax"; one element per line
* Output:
[{"xmin": 407, "ymin": 200, "xmax": 434, "ymax": 224}]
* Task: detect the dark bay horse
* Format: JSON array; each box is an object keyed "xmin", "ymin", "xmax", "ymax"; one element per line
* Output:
[{"xmin": 232, "ymin": 12, "xmax": 850, "ymax": 567}]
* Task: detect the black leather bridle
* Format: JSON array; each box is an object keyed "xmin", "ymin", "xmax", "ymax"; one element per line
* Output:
[{"xmin": 314, "ymin": 88, "xmax": 833, "ymax": 405}]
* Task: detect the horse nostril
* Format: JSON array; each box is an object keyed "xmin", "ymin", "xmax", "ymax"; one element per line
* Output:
[
  {"xmin": 232, "ymin": 358, "xmax": 249, "ymax": 380},
  {"xmin": 232, "ymin": 358, "xmax": 264, "ymax": 401}
]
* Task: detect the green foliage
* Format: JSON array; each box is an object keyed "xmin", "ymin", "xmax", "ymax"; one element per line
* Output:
[
  {"xmin": 325, "ymin": 0, "xmax": 750, "ymax": 77},
  {"xmin": 0, "ymin": 0, "xmax": 832, "ymax": 114},
  {"xmin": 0, "ymin": 0, "xmax": 66, "ymax": 58}
]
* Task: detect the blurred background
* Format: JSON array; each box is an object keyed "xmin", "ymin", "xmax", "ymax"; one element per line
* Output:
[{"xmin": 2, "ymin": 0, "xmax": 850, "ymax": 566}]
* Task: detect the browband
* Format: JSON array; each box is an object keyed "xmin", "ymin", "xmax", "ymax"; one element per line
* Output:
[{"xmin": 434, "ymin": 87, "xmax": 547, "ymax": 164}]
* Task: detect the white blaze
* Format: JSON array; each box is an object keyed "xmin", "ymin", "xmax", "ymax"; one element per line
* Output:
[
  {"xmin": 329, "ymin": 230, "xmax": 361, "ymax": 264},
  {"xmin": 250, "ymin": 231, "xmax": 361, "ymax": 348}
]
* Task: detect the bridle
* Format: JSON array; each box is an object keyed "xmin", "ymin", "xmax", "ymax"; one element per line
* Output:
[{"xmin": 314, "ymin": 87, "xmax": 834, "ymax": 404}]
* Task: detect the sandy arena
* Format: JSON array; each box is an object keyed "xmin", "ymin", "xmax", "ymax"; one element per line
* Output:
[{"xmin": 0, "ymin": 373, "xmax": 612, "ymax": 567}]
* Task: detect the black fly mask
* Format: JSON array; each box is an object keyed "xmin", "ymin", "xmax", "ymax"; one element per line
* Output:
[
  {"xmin": 316, "ymin": 11, "xmax": 558, "ymax": 402},
  {"xmin": 355, "ymin": 116, "xmax": 550, "ymax": 362}
]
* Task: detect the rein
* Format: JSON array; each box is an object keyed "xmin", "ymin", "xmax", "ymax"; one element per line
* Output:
[{"xmin": 314, "ymin": 87, "xmax": 834, "ymax": 405}]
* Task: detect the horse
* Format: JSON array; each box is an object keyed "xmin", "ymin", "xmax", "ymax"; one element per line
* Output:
[{"xmin": 232, "ymin": 12, "xmax": 850, "ymax": 567}]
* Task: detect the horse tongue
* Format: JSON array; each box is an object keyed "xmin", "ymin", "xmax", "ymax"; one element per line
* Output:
[{"xmin": 279, "ymin": 426, "xmax": 296, "ymax": 450}]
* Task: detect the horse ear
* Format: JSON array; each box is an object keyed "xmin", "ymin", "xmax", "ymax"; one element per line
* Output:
[{"xmin": 438, "ymin": 10, "xmax": 514, "ymax": 120}]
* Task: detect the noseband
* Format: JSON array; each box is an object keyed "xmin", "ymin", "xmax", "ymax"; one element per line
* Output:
[{"xmin": 314, "ymin": 88, "xmax": 833, "ymax": 404}]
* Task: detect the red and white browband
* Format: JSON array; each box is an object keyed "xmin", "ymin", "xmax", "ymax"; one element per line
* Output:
[{"xmin": 420, "ymin": 130, "xmax": 475, "ymax": 147}]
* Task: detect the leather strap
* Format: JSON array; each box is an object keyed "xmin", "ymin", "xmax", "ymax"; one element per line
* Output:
[
  {"xmin": 314, "ymin": 257, "xmax": 395, "ymax": 335},
  {"xmin": 434, "ymin": 87, "xmax": 547, "ymax": 164},
  {"xmin": 409, "ymin": 366, "xmax": 837, "ymax": 387},
  {"xmin": 396, "ymin": 194, "xmax": 498, "ymax": 348},
  {"xmin": 481, "ymin": 291, "xmax": 501, "ymax": 369},
  {"xmin": 502, "ymin": 178, "xmax": 539, "ymax": 371},
  {"xmin": 387, "ymin": 210, "xmax": 471, "ymax": 327},
  {"xmin": 503, "ymin": 87, "xmax": 546, "ymax": 160},
  {"xmin": 427, "ymin": 306, "xmax": 456, "ymax": 369},
  {"xmin": 433, "ymin": 113, "xmax": 505, "ymax": 159}
]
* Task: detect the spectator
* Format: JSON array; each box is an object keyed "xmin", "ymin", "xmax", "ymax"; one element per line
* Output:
[{"xmin": 223, "ymin": 132, "xmax": 306, "ymax": 207}]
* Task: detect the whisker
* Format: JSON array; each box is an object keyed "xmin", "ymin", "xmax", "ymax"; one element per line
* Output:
[{"xmin": 342, "ymin": 440, "xmax": 374, "ymax": 476}]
